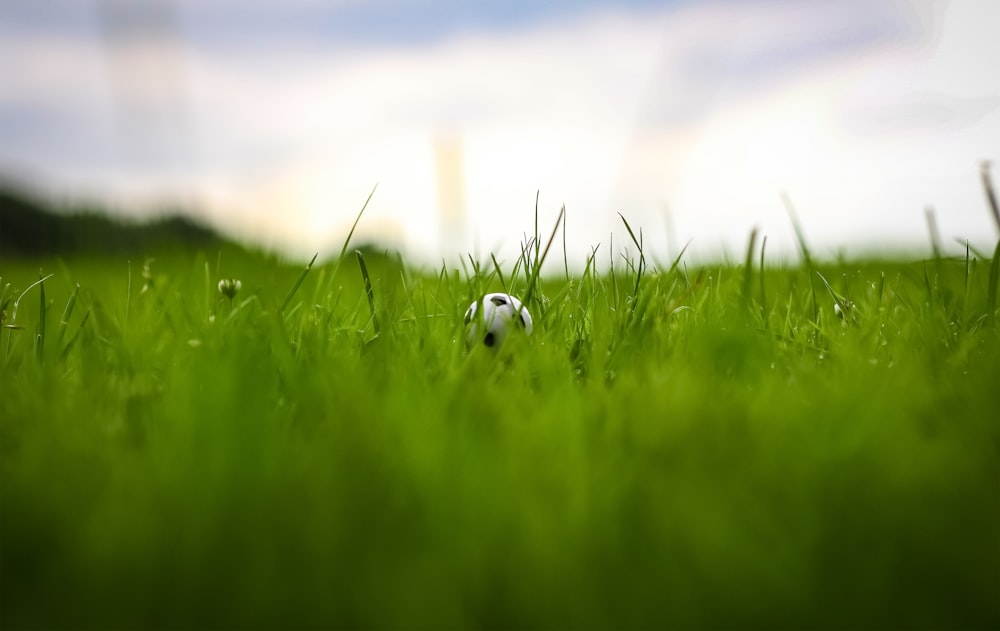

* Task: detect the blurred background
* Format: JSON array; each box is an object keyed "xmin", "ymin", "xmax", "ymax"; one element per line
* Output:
[{"xmin": 1, "ymin": 0, "xmax": 998, "ymax": 266}]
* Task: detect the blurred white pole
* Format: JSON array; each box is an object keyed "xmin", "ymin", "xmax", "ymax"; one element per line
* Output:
[{"xmin": 434, "ymin": 132, "xmax": 467, "ymax": 255}]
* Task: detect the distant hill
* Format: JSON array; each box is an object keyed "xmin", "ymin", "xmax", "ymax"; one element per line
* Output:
[{"xmin": 0, "ymin": 186, "xmax": 223, "ymax": 256}]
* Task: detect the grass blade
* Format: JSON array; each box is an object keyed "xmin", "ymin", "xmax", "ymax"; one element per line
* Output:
[
  {"xmin": 666, "ymin": 240, "xmax": 691, "ymax": 277},
  {"xmin": 954, "ymin": 238, "xmax": 990, "ymax": 261},
  {"xmin": 55, "ymin": 284, "xmax": 80, "ymax": 351},
  {"xmin": 782, "ymin": 192, "xmax": 818, "ymax": 321},
  {"xmin": 280, "ymin": 253, "xmax": 319, "ymax": 315},
  {"xmin": 356, "ymin": 250, "xmax": 380, "ymax": 335},
  {"xmin": 982, "ymin": 161, "xmax": 1000, "ymax": 235},
  {"xmin": 618, "ymin": 213, "xmax": 646, "ymax": 316},
  {"xmin": 925, "ymin": 206, "xmax": 942, "ymax": 259},
  {"xmin": 11, "ymin": 274, "xmax": 54, "ymax": 315},
  {"xmin": 125, "ymin": 260, "xmax": 132, "ymax": 334},
  {"xmin": 522, "ymin": 205, "xmax": 565, "ymax": 308},
  {"xmin": 988, "ymin": 239, "xmax": 1000, "ymax": 321},
  {"xmin": 759, "ymin": 235, "xmax": 768, "ymax": 322},
  {"xmin": 6, "ymin": 273, "xmax": 54, "ymax": 359},
  {"xmin": 618, "ymin": 212, "xmax": 642, "ymax": 254},
  {"xmin": 36, "ymin": 271, "xmax": 46, "ymax": 361},
  {"xmin": 562, "ymin": 205, "xmax": 570, "ymax": 283},
  {"xmin": 743, "ymin": 227, "xmax": 759, "ymax": 309},
  {"xmin": 923, "ymin": 264, "xmax": 934, "ymax": 306},
  {"xmin": 964, "ymin": 239, "xmax": 971, "ymax": 289},
  {"xmin": 817, "ymin": 271, "xmax": 851, "ymax": 321},
  {"xmin": 534, "ymin": 190, "xmax": 541, "ymax": 268},
  {"xmin": 339, "ymin": 184, "xmax": 377, "ymax": 262},
  {"xmin": 490, "ymin": 254, "xmax": 507, "ymax": 293},
  {"xmin": 328, "ymin": 184, "xmax": 377, "ymax": 287},
  {"xmin": 782, "ymin": 192, "xmax": 813, "ymax": 267},
  {"xmin": 59, "ymin": 309, "xmax": 91, "ymax": 360},
  {"xmin": 0, "ymin": 280, "xmax": 9, "ymax": 352},
  {"xmin": 516, "ymin": 236, "xmax": 535, "ymax": 287}
]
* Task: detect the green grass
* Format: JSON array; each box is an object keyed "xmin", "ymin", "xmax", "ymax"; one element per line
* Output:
[{"xmin": 1, "ymin": 231, "xmax": 999, "ymax": 629}]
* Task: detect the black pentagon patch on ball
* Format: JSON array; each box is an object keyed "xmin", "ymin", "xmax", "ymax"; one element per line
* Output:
[
  {"xmin": 490, "ymin": 295, "xmax": 509, "ymax": 307},
  {"xmin": 483, "ymin": 332, "xmax": 496, "ymax": 347}
]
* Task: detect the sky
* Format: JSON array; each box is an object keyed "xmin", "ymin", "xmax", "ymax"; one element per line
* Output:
[{"xmin": 2, "ymin": 0, "xmax": 999, "ymax": 267}]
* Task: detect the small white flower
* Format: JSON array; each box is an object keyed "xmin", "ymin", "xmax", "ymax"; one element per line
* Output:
[{"xmin": 218, "ymin": 279, "xmax": 242, "ymax": 302}]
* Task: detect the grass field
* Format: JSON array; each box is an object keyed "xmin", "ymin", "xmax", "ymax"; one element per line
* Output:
[{"xmin": 2, "ymin": 213, "xmax": 999, "ymax": 629}]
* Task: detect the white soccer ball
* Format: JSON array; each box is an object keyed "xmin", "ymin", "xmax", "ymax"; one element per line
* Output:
[{"xmin": 464, "ymin": 293, "xmax": 533, "ymax": 349}]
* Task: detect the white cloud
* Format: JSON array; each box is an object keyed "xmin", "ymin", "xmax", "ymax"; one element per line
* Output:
[{"xmin": 2, "ymin": 0, "xmax": 998, "ymax": 266}]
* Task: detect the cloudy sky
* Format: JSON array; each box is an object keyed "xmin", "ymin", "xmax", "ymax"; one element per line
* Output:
[{"xmin": 2, "ymin": 0, "xmax": 998, "ymax": 265}]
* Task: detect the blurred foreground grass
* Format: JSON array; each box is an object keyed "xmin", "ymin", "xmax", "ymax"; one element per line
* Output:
[{"xmin": 1, "ymin": 238, "xmax": 998, "ymax": 629}]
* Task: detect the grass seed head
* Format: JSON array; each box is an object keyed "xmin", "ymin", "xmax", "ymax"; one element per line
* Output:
[{"xmin": 218, "ymin": 278, "xmax": 242, "ymax": 302}]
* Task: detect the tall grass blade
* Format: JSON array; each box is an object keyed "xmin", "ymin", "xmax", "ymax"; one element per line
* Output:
[
  {"xmin": 962, "ymin": 239, "xmax": 972, "ymax": 312},
  {"xmin": 326, "ymin": 184, "xmax": 377, "ymax": 287},
  {"xmin": 534, "ymin": 190, "xmax": 541, "ymax": 267},
  {"xmin": 464, "ymin": 254, "xmax": 483, "ymax": 288},
  {"xmin": 608, "ymin": 233, "xmax": 619, "ymax": 309},
  {"xmin": 54, "ymin": 283, "xmax": 79, "ymax": 351},
  {"xmin": 925, "ymin": 206, "xmax": 942, "ymax": 259},
  {"xmin": 356, "ymin": 250, "xmax": 380, "ymax": 335},
  {"xmin": 743, "ymin": 227, "xmax": 759, "ymax": 308},
  {"xmin": 782, "ymin": 192, "xmax": 813, "ymax": 267},
  {"xmin": 955, "ymin": 239, "xmax": 990, "ymax": 261},
  {"xmin": 562, "ymin": 205, "xmax": 570, "ymax": 282},
  {"xmin": 13, "ymin": 275, "xmax": 55, "ymax": 309},
  {"xmin": 817, "ymin": 271, "xmax": 851, "ymax": 321},
  {"xmin": 923, "ymin": 265, "xmax": 935, "ymax": 308},
  {"xmin": 782, "ymin": 192, "xmax": 818, "ymax": 321},
  {"xmin": 982, "ymin": 161, "xmax": 1000, "ymax": 235},
  {"xmin": 516, "ymin": 236, "xmax": 535, "ymax": 287},
  {"xmin": 618, "ymin": 213, "xmax": 647, "ymax": 314},
  {"xmin": 759, "ymin": 235, "xmax": 768, "ymax": 322},
  {"xmin": 124, "ymin": 260, "xmax": 132, "ymax": 335},
  {"xmin": 988, "ymin": 239, "xmax": 1000, "ymax": 321},
  {"xmin": 522, "ymin": 205, "xmax": 565, "ymax": 308},
  {"xmin": 204, "ymin": 259, "xmax": 212, "ymax": 318},
  {"xmin": 490, "ymin": 254, "xmax": 507, "ymax": 293},
  {"xmin": 280, "ymin": 253, "xmax": 319, "ymax": 315},
  {"xmin": 579, "ymin": 245, "xmax": 600, "ymax": 297},
  {"xmin": 0, "ymin": 280, "xmax": 9, "ymax": 353},
  {"xmin": 666, "ymin": 241, "xmax": 691, "ymax": 277},
  {"xmin": 339, "ymin": 184, "xmax": 377, "ymax": 262},
  {"xmin": 59, "ymin": 309, "xmax": 91, "ymax": 360},
  {"xmin": 6, "ymin": 273, "xmax": 54, "ymax": 359},
  {"xmin": 618, "ymin": 212, "xmax": 642, "ymax": 254},
  {"xmin": 35, "ymin": 271, "xmax": 47, "ymax": 361},
  {"xmin": 964, "ymin": 240, "xmax": 971, "ymax": 288}
]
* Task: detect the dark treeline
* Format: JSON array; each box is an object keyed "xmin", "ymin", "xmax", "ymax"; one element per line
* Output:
[{"xmin": 1, "ymin": 186, "xmax": 221, "ymax": 257}]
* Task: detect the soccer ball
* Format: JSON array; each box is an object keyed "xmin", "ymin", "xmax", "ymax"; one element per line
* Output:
[{"xmin": 464, "ymin": 293, "xmax": 533, "ymax": 348}]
